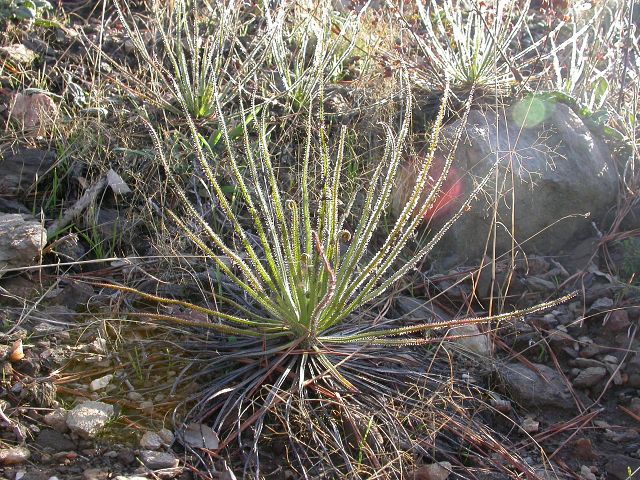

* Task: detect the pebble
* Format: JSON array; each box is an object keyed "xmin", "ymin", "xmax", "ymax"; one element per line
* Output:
[
  {"xmin": 522, "ymin": 417, "xmax": 539, "ymax": 434},
  {"xmin": 66, "ymin": 401, "xmax": 114, "ymax": 439},
  {"xmin": 447, "ymin": 324, "xmax": 492, "ymax": 357},
  {"xmin": 83, "ymin": 468, "xmax": 110, "ymax": 480},
  {"xmin": 589, "ymin": 297, "xmax": 614, "ymax": 312},
  {"xmin": 607, "ymin": 309, "xmax": 631, "ymax": 332},
  {"xmin": 140, "ymin": 400, "xmax": 154, "ymax": 415},
  {"xmin": 89, "ymin": 374, "xmax": 113, "ymax": 391},
  {"xmin": 411, "ymin": 461, "xmax": 452, "ymax": 480},
  {"xmin": 126, "ymin": 391, "xmax": 143, "ymax": 402},
  {"xmin": 139, "ymin": 450, "xmax": 179, "ymax": 470},
  {"xmin": 0, "ymin": 44, "xmax": 37, "ymax": 64},
  {"xmin": 605, "ymin": 454, "xmax": 640, "ymax": 479},
  {"xmin": 572, "ymin": 367, "xmax": 607, "ymax": 389},
  {"xmin": 158, "ymin": 428, "xmax": 174, "ymax": 446},
  {"xmin": 139, "ymin": 431, "xmax": 163, "ymax": 450},
  {"xmin": 499, "ymin": 363, "xmax": 573, "ymax": 409},
  {"xmin": 0, "ymin": 446, "xmax": 30, "ymax": 465},
  {"xmin": 579, "ymin": 465, "xmax": 597, "ymax": 480},
  {"xmin": 43, "ymin": 408, "xmax": 69, "ymax": 433}
]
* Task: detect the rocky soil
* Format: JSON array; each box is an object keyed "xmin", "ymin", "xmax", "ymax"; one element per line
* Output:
[{"xmin": 0, "ymin": 1, "xmax": 638, "ymax": 480}]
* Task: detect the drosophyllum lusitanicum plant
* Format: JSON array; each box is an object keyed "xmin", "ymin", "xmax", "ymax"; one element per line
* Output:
[{"xmin": 102, "ymin": 74, "xmax": 573, "ymax": 477}]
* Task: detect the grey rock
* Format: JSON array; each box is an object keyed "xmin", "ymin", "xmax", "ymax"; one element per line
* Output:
[
  {"xmin": 139, "ymin": 431, "xmax": 163, "ymax": 450},
  {"xmin": 139, "ymin": 450, "xmax": 179, "ymax": 470},
  {"xmin": 0, "ymin": 446, "xmax": 30, "ymax": 465},
  {"xmin": 51, "ymin": 233, "xmax": 87, "ymax": 263},
  {"xmin": 0, "ymin": 198, "xmax": 30, "ymax": 214},
  {"xmin": 35, "ymin": 429, "xmax": 75, "ymax": 452},
  {"xmin": 589, "ymin": 297, "xmax": 614, "ymax": 313},
  {"xmin": 157, "ymin": 428, "xmax": 174, "ymax": 446},
  {"xmin": 396, "ymin": 100, "xmax": 618, "ymax": 267},
  {"xmin": 570, "ymin": 358, "xmax": 605, "ymax": 369},
  {"xmin": 181, "ymin": 423, "xmax": 219, "ymax": 450},
  {"xmin": 447, "ymin": 323, "xmax": 492, "ymax": 358},
  {"xmin": 83, "ymin": 469, "xmax": 111, "ymax": 480},
  {"xmin": 0, "ymin": 44, "xmax": 37, "ymax": 64},
  {"xmin": 604, "ymin": 454, "xmax": 640, "ymax": 479},
  {"xmin": 66, "ymin": 401, "xmax": 114, "ymax": 439},
  {"xmin": 411, "ymin": 461, "xmax": 452, "ymax": 480},
  {"xmin": 572, "ymin": 367, "xmax": 607, "ymax": 388},
  {"xmin": 499, "ymin": 363, "xmax": 573, "ymax": 409},
  {"xmin": 0, "ymin": 214, "xmax": 47, "ymax": 276},
  {"xmin": 0, "ymin": 148, "xmax": 55, "ymax": 196},
  {"xmin": 395, "ymin": 296, "xmax": 439, "ymax": 321},
  {"xmin": 522, "ymin": 276, "xmax": 557, "ymax": 293}
]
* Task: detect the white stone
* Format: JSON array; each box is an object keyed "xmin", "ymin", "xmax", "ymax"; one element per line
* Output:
[
  {"xmin": 89, "ymin": 374, "xmax": 113, "ymax": 391},
  {"xmin": 66, "ymin": 401, "xmax": 114, "ymax": 439},
  {"xmin": 447, "ymin": 323, "xmax": 492, "ymax": 357}
]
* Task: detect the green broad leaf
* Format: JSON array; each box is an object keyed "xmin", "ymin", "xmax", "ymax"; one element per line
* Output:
[
  {"xmin": 590, "ymin": 109, "xmax": 609, "ymax": 125},
  {"xmin": 594, "ymin": 77, "xmax": 609, "ymax": 105},
  {"xmin": 207, "ymin": 130, "xmax": 223, "ymax": 148},
  {"xmin": 601, "ymin": 125, "xmax": 625, "ymax": 141},
  {"xmin": 34, "ymin": 17, "xmax": 62, "ymax": 28},
  {"xmin": 220, "ymin": 185, "xmax": 236, "ymax": 195}
]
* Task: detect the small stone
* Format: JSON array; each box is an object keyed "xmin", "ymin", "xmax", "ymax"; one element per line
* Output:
[
  {"xmin": 447, "ymin": 323, "xmax": 492, "ymax": 357},
  {"xmin": 157, "ymin": 428, "xmax": 174, "ymax": 446},
  {"xmin": 139, "ymin": 431, "xmax": 163, "ymax": 450},
  {"xmin": 89, "ymin": 338, "xmax": 108, "ymax": 355},
  {"xmin": 139, "ymin": 450, "xmax": 179, "ymax": 470},
  {"xmin": 140, "ymin": 400, "xmax": 154, "ymax": 415},
  {"xmin": 605, "ymin": 454, "xmax": 640, "ymax": 480},
  {"xmin": 589, "ymin": 297, "xmax": 614, "ymax": 313},
  {"xmin": 181, "ymin": 423, "xmax": 219, "ymax": 450},
  {"xmin": 411, "ymin": 461, "xmax": 452, "ymax": 480},
  {"xmin": 9, "ymin": 93, "xmax": 58, "ymax": 130},
  {"xmin": 83, "ymin": 469, "xmax": 110, "ymax": 480},
  {"xmin": 0, "ymin": 446, "xmax": 30, "ymax": 465},
  {"xmin": 499, "ymin": 363, "xmax": 573, "ymax": 410},
  {"xmin": 608, "ymin": 310, "xmax": 631, "ymax": 333},
  {"xmin": 66, "ymin": 401, "xmax": 114, "ymax": 439},
  {"xmin": 522, "ymin": 417, "xmax": 539, "ymax": 434},
  {"xmin": 572, "ymin": 367, "xmax": 607, "ymax": 389},
  {"xmin": 602, "ymin": 355, "xmax": 618, "ymax": 364},
  {"xmin": 0, "ymin": 44, "xmax": 37, "ymax": 64},
  {"xmin": 571, "ymin": 358, "xmax": 605, "ymax": 369},
  {"xmin": 126, "ymin": 391, "xmax": 143, "ymax": 402},
  {"xmin": 42, "ymin": 408, "xmax": 69, "ymax": 433},
  {"xmin": 117, "ymin": 448, "xmax": 136, "ymax": 466},
  {"xmin": 89, "ymin": 374, "xmax": 113, "ymax": 392},
  {"xmin": 547, "ymin": 329, "xmax": 575, "ymax": 349},
  {"xmin": 579, "ymin": 465, "xmax": 597, "ymax": 480},
  {"xmin": 573, "ymin": 437, "xmax": 596, "ymax": 460},
  {"xmin": 35, "ymin": 429, "xmax": 76, "ymax": 453},
  {"xmin": 523, "ymin": 276, "xmax": 557, "ymax": 293}
]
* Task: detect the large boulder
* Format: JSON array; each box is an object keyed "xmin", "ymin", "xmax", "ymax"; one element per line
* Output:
[{"xmin": 396, "ymin": 98, "xmax": 619, "ymax": 267}]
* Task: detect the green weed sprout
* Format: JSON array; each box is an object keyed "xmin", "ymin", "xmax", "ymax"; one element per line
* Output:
[
  {"xmin": 263, "ymin": 1, "xmax": 361, "ymax": 113},
  {"xmin": 414, "ymin": 0, "xmax": 533, "ymax": 93},
  {"xmin": 113, "ymin": 0, "xmax": 264, "ymax": 119},
  {"xmin": 102, "ymin": 76, "xmax": 572, "ymax": 475}
]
